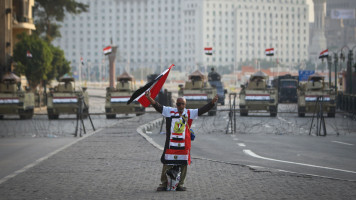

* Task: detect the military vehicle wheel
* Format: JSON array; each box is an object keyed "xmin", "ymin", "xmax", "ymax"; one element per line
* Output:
[
  {"xmin": 106, "ymin": 114, "xmax": 116, "ymax": 119},
  {"xmin": 0, "ymin": 115, "xmax": 3, "ymax": 119},
  {"xmin": 27, "ymin": 109, "xmax": 34, "ymax": 119},
  {"xmin": 270, "ymin": 112, "xmax": 277, "ymax": 117},
  {"xmin": 298, "ymin": 113, "xmax": 305, "ymax": 117},
  {"xmin": 19, "ymin": 109, "xmax": 28, "ymax": 119},
  {"xmin": 208, "ymin": 110, "xmax": 216, "ymax": 116},
  {"xmin": 327, "ymin": 113, "xmax": 335, "ymax": 118},
  {"xmin": 240, "ymin": 111, "xmax": 248, "ymax": 116},
  {"xmin": 82, "ymin": 108, "xmax": 89, "ymax": 119}
]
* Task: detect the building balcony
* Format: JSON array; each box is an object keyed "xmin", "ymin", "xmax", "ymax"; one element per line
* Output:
[{"xmin": 13, "ymin": 16, "xmax": 35, "ymax": 31}]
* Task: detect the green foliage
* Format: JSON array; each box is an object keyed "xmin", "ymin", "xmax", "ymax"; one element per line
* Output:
[
  {"xmin": 47, "ymin": 45, "xmax": 71, "ymax": 81},
  {"xmin": 34, "ymin": 0, "xmax": 88, "ymax": 42},
  {"xmin": 13, "ymin": 33, "xmax": 53, "ymax": 89}
]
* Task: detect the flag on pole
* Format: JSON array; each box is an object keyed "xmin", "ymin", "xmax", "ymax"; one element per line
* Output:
[
  {"xmin": 26, "ymin": 50, "xmax": 32, "ymax": 58},
  {"xmin": 265, "ymin": 48, "xmax": 274, "ymax": 56},
  {"xmin": 319, "ymin": 49, "xmax": 328, "ymax": 59},
  {"xmin": 127, "ymin": 64, "xmax": 174, "ymax": 107},
  {"xmin": 103, "ymin": 46, "xmax": 112, "ymax": 55},
  {"xmin": 204, "ymin": 47, "xmax": 213, "ymax": 55},
  {"xmin": 80, "ymin": 57, "xmax": 84, "ymax": 65}
]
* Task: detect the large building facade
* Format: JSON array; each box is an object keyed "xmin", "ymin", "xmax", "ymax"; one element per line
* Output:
[
  {"xmin": 53, "ymin": 0, "xmax": 309, "ymax": 78},
  {"xmin": 0, "ymin": 0, "xmax": 35, "ymax": 77}
]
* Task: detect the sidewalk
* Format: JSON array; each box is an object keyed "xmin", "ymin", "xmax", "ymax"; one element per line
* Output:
[{"xmin": 0, "ymin": 113, "xmax": 355, "ymax": 200}]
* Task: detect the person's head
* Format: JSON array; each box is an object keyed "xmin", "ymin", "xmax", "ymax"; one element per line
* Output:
[
  {"xmin": 176, "ymin": 97, "xmax": 186, "ymax": 113},
  {"xmin": 211, "ymin": 67, "xmax": 215, "ymax": 71}
]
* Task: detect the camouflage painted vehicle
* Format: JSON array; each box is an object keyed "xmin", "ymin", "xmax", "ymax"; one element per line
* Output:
[
  {"xmin": 182, "ymin": 70, "xmax": 217, "ymax": 116},
  {"xmin": 0, "ymin": 73, "xmax": 35, "ymax": 119},
  {"xmin": 47, "ymin": 76, "xmax": 89, "ymax": 119},
  {"xmin": 105, "ymin": 71, "xmax": 145, "ymax": 118},
  {"xmin": 297, "ymin": 74, "xmax": 336, "ymax": 117},
  {"xmin": 239, "ymin": 71, "xmax": 278, "ymax": 117}
]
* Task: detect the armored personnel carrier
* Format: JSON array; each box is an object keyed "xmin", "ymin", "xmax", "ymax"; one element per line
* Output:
[
  {"xmin": 297, "ymin": 74, "xmax": 336, "ymax": 117},
  {"xmin": 47, "ymin": 76, "xmax": 89, "ymax": 119},
  {"xmin": 105, "ymin": 71, "xmax": 145, "ymax": 118},
  {"xmin": 0, "ymin": 73, "xmax": 35, "ymax": 119},
  {"xmin": 239, "ymin": 71, "xmax": 278, "ymax": 117},
  {"xmin": 182, "ymin": 70, "xmax": 217, "ymax": 116}
]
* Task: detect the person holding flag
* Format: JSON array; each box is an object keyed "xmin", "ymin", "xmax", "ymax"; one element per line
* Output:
[{"xmin": 145, "ymin": 91, "xmax": 218, "ymax": 191}]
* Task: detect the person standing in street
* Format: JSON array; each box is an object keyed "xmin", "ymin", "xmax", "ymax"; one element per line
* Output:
[{"xmin": 145, "ymin": 91, "xmax": 218, "ymax": 191}]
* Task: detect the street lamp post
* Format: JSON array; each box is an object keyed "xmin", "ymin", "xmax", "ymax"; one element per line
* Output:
[{"xmin": 340, "ymin": 45, "xmax": 356, "ymax": 94}]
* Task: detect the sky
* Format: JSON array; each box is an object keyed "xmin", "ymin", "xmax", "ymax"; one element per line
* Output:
[{"xmin": 307, "ymin": 0, "xmax": 314, "ymax": 22}]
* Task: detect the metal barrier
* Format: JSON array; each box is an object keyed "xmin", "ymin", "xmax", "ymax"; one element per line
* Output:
[{"xmin": 226, "ymin": 93, "xmax": 237, "ymax": 134}]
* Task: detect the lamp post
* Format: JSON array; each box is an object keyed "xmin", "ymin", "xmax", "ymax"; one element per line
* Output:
[{"xmin": 340, "ymin": 45, "xmax": 356, "ymax": 94}]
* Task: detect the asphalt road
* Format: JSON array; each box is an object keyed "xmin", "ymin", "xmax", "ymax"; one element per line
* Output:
[
  {"xmin": 147, "ymin": 104, "xmax": 356, "ymax": 181},
  {"xmin": 1, "ymin": 89, "xmax": 355, "ymax": 183}
]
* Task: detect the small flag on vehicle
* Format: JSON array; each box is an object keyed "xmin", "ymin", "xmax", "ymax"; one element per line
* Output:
[
  {"xmin": 265, "ymin": 48, "xmax": 274, "ymax": 56},
  {"xmin": 103, "ymin": 46, "xmax": 112, "ymax": 55}
]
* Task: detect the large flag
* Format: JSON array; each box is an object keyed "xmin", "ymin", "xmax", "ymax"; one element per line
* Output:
[
  {"xmin": 127, "ymin": 64, "xmax": 174, "ymax": 107},
  {"xmin": 26, "ymin": 50, "xmax": 32, "ymax": 58},
  {"xmin": 265, "ymin": 48, "xmax": 274, "ymax": 56},
  {"xmin": 319, "ymin": 49, "xmax": 328, "ymax": 59},
  {"xmin": 204, "ymin": 47, "xmax": 213, "ymax": 55},
  {"xmin": 103, "ymin": 46, "xmax": 112, "ymax": 55}
]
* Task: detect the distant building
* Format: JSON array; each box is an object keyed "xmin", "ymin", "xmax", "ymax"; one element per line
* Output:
[
  {"xmin": 53, "ymin": 0, "xmax": 309, "ymax": 79},
  {"xmin": 325, "ymin": 0, "xmax": 356, "ymax": 49}
]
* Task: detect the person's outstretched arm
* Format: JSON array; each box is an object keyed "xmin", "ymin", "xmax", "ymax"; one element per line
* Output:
[
  {"xmin": 145, "ymin": 91, "xmax": 163, "ymax": 113},
  {"xmin": 198, "ymin": 94, "xmax": 219, "ymax": 116}
]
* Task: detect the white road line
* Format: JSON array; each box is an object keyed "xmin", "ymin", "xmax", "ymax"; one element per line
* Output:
[
  {"xmin": 0, "ymin": 128, "xmax": 104, "ymax": 185},
  {"xmin": 243, "ymin": 149, "xmax": 356, "ymax": 174},
  {"xmin": 237, "ymin": 143, "xmax": 246, "ymax": 147},
  {"xmin": 332, "ymin": 141, "xmax": 354, "ymax": 146}
]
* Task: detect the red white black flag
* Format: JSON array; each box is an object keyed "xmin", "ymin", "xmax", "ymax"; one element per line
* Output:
[
  {"xmin": 103, "ymin": 46, "xmax": 112, "ymax": 55},
  {"xmin": 127, "ymin": 64, "xmax": 174, "ymax": 107},
  {"xmin": 319, "ymin": 49, "xmax": 328, "ymax": 59},
  {"xmin": 26, "ymin": 50, "xmax": 32, "ymax": 58},
  {"xmin": 204, "ymin": 47, "xmax": 213, "ymax": 55},
  {"xmin": 265, "ymin": 48, "xmax": 274, "ymax": 56}
]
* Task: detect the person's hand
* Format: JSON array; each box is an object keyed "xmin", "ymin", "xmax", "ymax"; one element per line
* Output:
[
  {"xmin": 212, "ymin": 94, "xmax": 218, "ymax": 104},
  {"xmin": 145, "ymin": 91, "xmax": 151, "ymax": 98}
]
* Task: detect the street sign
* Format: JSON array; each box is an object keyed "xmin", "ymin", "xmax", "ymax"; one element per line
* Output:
[{"xmin": 298, "ymin": 70, "xmax": 315, "ymax": 82}]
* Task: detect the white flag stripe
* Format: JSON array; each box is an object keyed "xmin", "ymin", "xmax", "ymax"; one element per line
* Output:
[
  {"xmin": 165, "ymin": 154, "xmax": 189, "ymax": 161},
  {"xmin": 245, "ymin": 96, "xmax": 271, "ymax": 100},
  {"xmin": 170, "ymin": 135, "xmax": 184, "ymax": 140},
  {"xmin": 170, "ymin": 142, "xmax": 185, "ymax": 148},
  {"xmin": 184, "ymin": 95, "xmax": 208, "ymax": 100},
  {"xmin": 111, "ymin": 97, "xmax": 130, "ymax": 102},
  {"xmin": 0, "ymin": 99, "xmax": 20, "ymax": 104},
  {"xmin": 305, "ymin": 97, "xmax": 330, "ymax": 102},
  {"xmin": 53, "ymin": 98, "xmax": 78, "ymax": 103}
]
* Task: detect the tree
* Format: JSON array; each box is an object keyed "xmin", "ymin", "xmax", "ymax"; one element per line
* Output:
[
  {"xmin": 34, "ymin": 0, "xmax": 88, "ymax": 42},
  {"xmin": 13, "ymin": 33, "xmax": 53, "ymax": 89},
  {"xmin": 47, "ymin": 45, "xmax": 71, "ymax": 81}
]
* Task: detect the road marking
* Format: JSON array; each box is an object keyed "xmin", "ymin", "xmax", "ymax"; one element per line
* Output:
[
  {"xmin": 233, "ymin": 138, "xmax": 239, "ymax": 141},
  {"xmin": 243, "ymin": 149, "xmax": 356, "ymax": 174},
  {"xmin": 332, "ymin": 141, "xmax": 354, "ymax": 146},
  {"xmin": 237, "ymin": 143, "xmax": 246, "ymax": 147},
  {"xmin": 0, "ymin": 127, "xmax": 104, "ymax": 185},
  {"xmin": 263, "ymin": 124, "xmax": 271, "ymax": 128}
]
